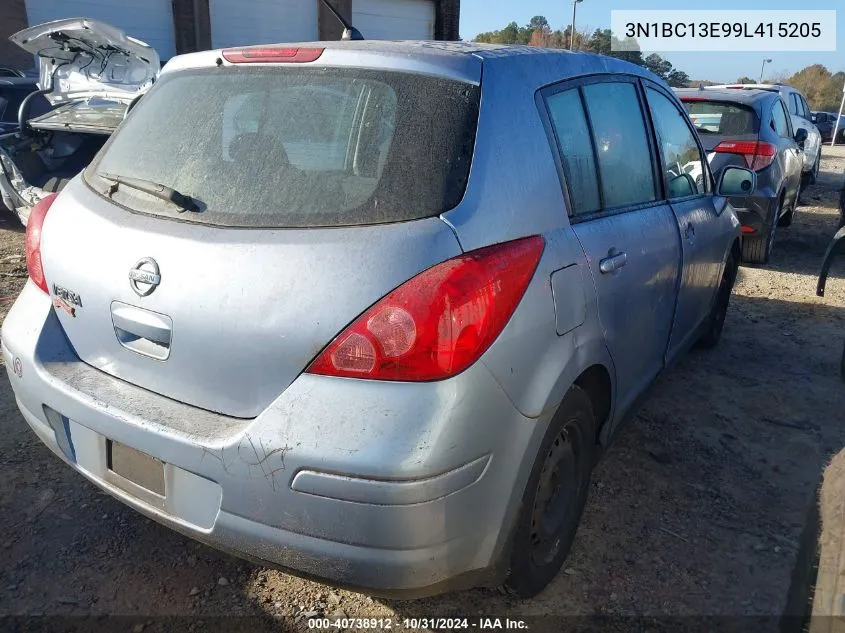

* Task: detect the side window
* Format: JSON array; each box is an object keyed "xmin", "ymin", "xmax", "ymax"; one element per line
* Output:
[
  {"xmin": 788, "ymin": 93, "xmax": 799, "ymax": 116},
  {"xmin": 799, "ymin": 96, "xmax": 811, "ymax": 120},
  {"xmin": 581, "ymin": 82, "xmax": 657, "ymax": 208},
  {"xmin": 546, "ymin": 89, "xmax": 601, "ymax": 215},
  {"xmin": 771, "ymin": 100, "xmax": 791, "ymax": 138},
  {"xmin": 645, "ymin": 88, "xmax": 707, "ymax": 198}
]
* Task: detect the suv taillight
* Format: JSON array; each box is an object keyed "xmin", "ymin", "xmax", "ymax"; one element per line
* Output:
[
  {"xmin": 24, "ymin": 193, "xmax": 57, "ymax": 294},
  {"xmin": 306, "ymin": 236, "xmax": 545, "ymax": 381},
  {"xmin": 713, "ymin": 140, "xmax": 777, "ymax": 171}
]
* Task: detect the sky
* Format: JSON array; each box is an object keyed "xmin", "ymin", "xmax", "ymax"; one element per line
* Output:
[{"xmin": 459, "ymin": 0, "xmax": 845, "ymax": 82}]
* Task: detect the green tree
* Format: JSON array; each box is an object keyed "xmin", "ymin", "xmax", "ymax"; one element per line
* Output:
[
  {"xmin": 667, "ymin": 69, "xmax": 690, "ymax": 88},
  {"xmin": 644, "ymin": 53, "xmax": 673, "ymax": 80},
  {"xmin": 786, "ymin": 64, "xmax": 845, "ymax": 111},
  {"xmin": 474, "ymin": 21, "xmax": 527, "ymax": 44},
  {"xmin": 736, "ymin": 76, "xmax": 756, "ymax": 84},
  {"xmin": 528, "ymin": 16, "xmax": 549, "ymax": 32}
]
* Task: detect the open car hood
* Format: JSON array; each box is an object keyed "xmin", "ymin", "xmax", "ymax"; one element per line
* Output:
[{"xmin": 9, "ymin": 18, "xmax": 159, "ymax": 105}]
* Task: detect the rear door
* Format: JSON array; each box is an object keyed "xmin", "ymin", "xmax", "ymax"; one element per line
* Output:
[
  {"xmin": 644, "ymin": 83, "xmax": 727, "ymax": 358},
  {"xmin": 788, "ymin": 91, "xmax": 820, "ymax": 169},
  {"xmin": 771, "ymin": 98, "xmax": 802, "ymax": 203},
  {"xmin": 542, "ymin": 76, "xmax": 680, "ymax": 416}
]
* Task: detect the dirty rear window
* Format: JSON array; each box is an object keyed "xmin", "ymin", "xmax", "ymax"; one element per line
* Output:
[
  {"xmin": 682, "ymin": 100, "xmax": 759, "ymax": 136},
  {"xmin": 86, "ymin": 67, "xmax": 480, "ymax": 228}
]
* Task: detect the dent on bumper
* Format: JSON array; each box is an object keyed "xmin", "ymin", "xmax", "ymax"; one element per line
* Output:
[{"xmin": 1, "ymin": 282, "xmax": 548, "ymax": 595}]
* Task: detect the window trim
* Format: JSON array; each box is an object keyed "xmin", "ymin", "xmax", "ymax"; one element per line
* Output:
[
  {"xmin": 640, "ymin": 78, "xmax": 713, "ymax": 203},
  {"xmin": 800, "ymin": 95, "xmax": 812, "ymax": 120},
  {"xmin": 536, "ymin": 73, "xmax": 665, "ymax": 223},
  {"xmin": 789, "ymin": 92, "xmax": 801, "ymax": 117},
  {"xmin": 772, "ymin": 97, "xmax": 793, "ymax": 139}
]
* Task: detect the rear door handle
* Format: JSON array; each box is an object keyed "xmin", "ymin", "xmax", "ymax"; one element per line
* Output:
[
  {"xmin": 111, "ymin": 302, "xmax": 173, "ymax": 360},
  {"xmin": 599, "ymin": 251, "xmax": 628, "ymax": 274},
  {"xmin": 685, "ymin": 222, "xmax": 696, "ymax": 242}
]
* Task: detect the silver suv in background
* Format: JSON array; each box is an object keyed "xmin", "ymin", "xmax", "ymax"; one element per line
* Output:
[
  {"xmin": 3, "ymin": 41, "xmax": 754, "ymax": 598},
  {"xmin": 711, "ymin": 84, "xmax": 822, "ymax": 185}
]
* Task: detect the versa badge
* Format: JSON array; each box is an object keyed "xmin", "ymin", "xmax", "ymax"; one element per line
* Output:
[{"xmin": 52, "ymin": 284, "xmax": 82, "ymax": 317}]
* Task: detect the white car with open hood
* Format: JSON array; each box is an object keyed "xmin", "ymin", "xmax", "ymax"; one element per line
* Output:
[{"xmin": 0, "ymin": 18, "xmax": 160, "ymax": 224}]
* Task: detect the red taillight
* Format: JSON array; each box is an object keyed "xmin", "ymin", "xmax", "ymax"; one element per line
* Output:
[
  {"xmin": 713, "ymin": 140, "xmax": 777, "ymax": 171},
  {"xmin": 307, "ymin": 236, "xmax": 545, "ymax": 382},
  {"xmin": 741, "ymin": 226, "xmax": 756, "ymax": 234},
  {"xmin": 24, "ymin": 193, "xmax": 57, "ymax": 294},
  {"xmin": 221, "ymin": 47, "xmax": 324, "ymax": 64}
]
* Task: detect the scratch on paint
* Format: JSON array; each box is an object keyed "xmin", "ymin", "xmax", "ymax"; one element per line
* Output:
[{"xmin": 237, "ymin": 435, "xmax": 292, "ymax": 491}]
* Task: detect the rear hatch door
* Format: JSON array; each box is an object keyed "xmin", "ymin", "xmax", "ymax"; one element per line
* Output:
[
  {"xmin": 683, "ymin": 98, "xmax": 760, "ymax": 171},
  {"xmin": 39, "ymin": 57, "xmax": 481, "ymax": 418}
]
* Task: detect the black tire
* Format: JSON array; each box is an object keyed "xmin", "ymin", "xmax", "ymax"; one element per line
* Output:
[
  {"xmin": 779, "ymin": 182, "xmax": 800, "ymax": 228},
  {"xmin": 742, "ymin": 197, "xmax": 780, "ymax": 265},
  {"xmin": 503, "ymin": 386, "xmax": 597, "ymax": 598},
  {"xmin": 806, "ymin": 152, "xmax": 820, "ymax": 185},
  {"xmin": 698, "ymin": 251, "xmax": 738, "ymax": 349},
  {"xmin": 841, "ymin": 341, "xmax": 845, "ymax": 382}
]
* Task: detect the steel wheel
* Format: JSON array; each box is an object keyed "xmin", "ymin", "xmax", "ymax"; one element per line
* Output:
[
  {"xmin": 504, "ymin": 386, "xmax": 597, "ymax": 598},
  {"xmin": 530, "ymin": 421, "xmax": 585, "ymax": 566}
]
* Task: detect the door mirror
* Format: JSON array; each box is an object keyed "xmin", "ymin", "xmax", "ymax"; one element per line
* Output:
[
  {"xmin": 794, "ymin": 127, "xmax": 808, "ymax": 145},
  {"xmin": 717, "ymin": 166, "xmax": 756, "ymax": 197},
  {"xmin": 818, "ymin": 225, "xmax": 845, "ymax": 297}
]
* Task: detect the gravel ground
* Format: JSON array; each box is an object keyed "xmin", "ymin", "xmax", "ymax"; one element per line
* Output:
[{"xmin": 0, "ymin": 149, "xmax": 844, "ymax": 632}]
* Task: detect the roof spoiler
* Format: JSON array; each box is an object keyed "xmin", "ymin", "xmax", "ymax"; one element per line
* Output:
[{"xmin": 318, "ymin": 0, "xmax": 364, "ymax": 41}]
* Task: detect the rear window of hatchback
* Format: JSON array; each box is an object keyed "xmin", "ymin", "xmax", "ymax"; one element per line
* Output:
[
  {"xmin": 683, "ymin": 100, "xmax": 759, "ymax": 136},
  {"xmin": 86, "ymin": 67, "xmax": 481, "ymax": 228}
]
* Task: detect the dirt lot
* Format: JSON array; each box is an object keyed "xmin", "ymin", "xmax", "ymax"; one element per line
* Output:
[{"xmin": 1, "ymin": 149, "xmax": 844, "ymax": 632}]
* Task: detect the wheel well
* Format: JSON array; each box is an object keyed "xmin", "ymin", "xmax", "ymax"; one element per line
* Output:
[
  {"xmin": 574, "ymin": 365, "xmax": 611, "ymax": 444},
  {"xmin": 731, "ymin": 237, "xmax": 741, "ymax": 264}
]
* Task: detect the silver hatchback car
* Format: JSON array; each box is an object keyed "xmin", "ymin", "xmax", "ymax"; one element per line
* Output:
[{"xmin": 3, "ymin": 41, "xmax": 754, "ymax": 598}]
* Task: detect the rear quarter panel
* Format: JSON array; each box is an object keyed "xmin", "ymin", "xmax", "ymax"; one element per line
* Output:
[{"xmin": 443, "ymin": 55, "xmax": 616, "ymax": 423}]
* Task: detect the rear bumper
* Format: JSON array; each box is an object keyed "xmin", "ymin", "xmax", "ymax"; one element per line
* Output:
[
  {"xmin": 731, "ymin": 194, "xmax": 780, "ymax": 235},
  {"xmin": 2, "ymin": 282, "xmax": 549, "ymax": 597}
]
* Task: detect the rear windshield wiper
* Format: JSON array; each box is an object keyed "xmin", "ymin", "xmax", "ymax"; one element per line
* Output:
[{"xmin": 99, "ymin": 172, "xmax": 201, "ymax": 213}]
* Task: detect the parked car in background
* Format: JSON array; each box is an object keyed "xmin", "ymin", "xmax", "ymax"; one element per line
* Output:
[
  {"xmin": 2, "ymin": 41, "xmax": 755, "ymax": 599},
  {"xmin": 677, "ymin": 87, "xmax": 804, "ymax": 264},
  {"xmin": 712, "ymin": 84, "xmax": 822, "ymax": 185},
  {"xmin": 0, "ymin": 18, "xmax": 159, "ymax": 225},
  {"xmin": 813, "ymin": 111, "xmax": 845, "ymax": 144},
  {"xmin": 0, "ymin": 77, "xmax": 49, "ymax": 135},
  {"xmin": 817, "ymin": 223, "xmax": 845, "ymax": 378}
]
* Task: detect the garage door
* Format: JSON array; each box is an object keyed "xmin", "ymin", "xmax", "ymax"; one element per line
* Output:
[
  {"xmin": 353, "ymin": 0, "xmax": 435, "ymax": 40},
  {"xmin": 24, "ymin": 0, "xmax": 176, "ymax": 60},
  {"xmin": 209, "ymin": 0, "xmax": 317, "ymax": 49}
]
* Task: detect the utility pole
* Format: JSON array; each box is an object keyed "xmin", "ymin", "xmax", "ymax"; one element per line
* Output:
[
  {"xmin": 759, "ymin": 58, "xmax": 772, "ymax": 83},
  {"xmin": 570, "ymin": 0, "xmax": 583, "ymax": 51}
]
